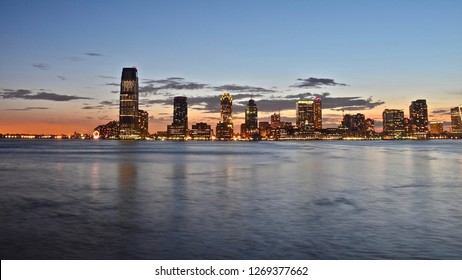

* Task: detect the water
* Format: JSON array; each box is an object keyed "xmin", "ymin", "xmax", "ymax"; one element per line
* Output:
[{"xmin": 0, "ymin": 139, "xmax": 461, "ymax": 259}]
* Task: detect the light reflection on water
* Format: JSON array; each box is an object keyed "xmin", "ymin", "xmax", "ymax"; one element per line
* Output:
[{"xmin": 0, "ymin": 140, "xmax": 461, "ymax": 259}]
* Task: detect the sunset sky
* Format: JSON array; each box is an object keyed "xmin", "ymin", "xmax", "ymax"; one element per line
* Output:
[{"xmin": 1, "ymin": 0, "xmax": 461, "ymax": 134}]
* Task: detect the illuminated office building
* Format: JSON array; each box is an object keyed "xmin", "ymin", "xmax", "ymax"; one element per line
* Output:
[
  {"xmin": 296, "ymin": 98, "xmax": 322, "ymax": 133},
  {"xmin": 383, "ymin": 109, "xmax": 405, "ymax": 137},
  {"xmin": 409, "ymin": 99, "xmax": 429, "ymax": 134},
  {"xmin": 365, "ymin": 118, "xmax": 375, "ymax": 134},
  {"xmin": 429, "ymin": 122, "xmax": 444, "ymax": 135},
  {"xmin": 190, "ymin": 122, "xmax": 212, "ymax": 140},
  {"xmin": 119, "ymin": 67, "xmax": 139, "ymax": 139},
  {"xmin": 167, "ymin": 96, "xmax": 188, "ymax": 139},
  {"xmin": 139, "ymin": 110, "xmax": 149, "ymax": 138},
  {"xmin": 94, "ymin": 121, "xmax": 119, "ymax": 139},
  {"xmin": 271, "ymin": 113, "xmax": 281, "ymax": 128},
  {"xmin": 244, "ymin": 98, "xmax": 258, "ymax": 137},
  {"xmin": 342, "ymin": 113, "xmax": 366, "ymax": 132},
  {"xmin": 451, "ymin": 106, "xmax": 462, "ymax": 133},
  {"xmin": 216, "ymin": 93, "xmax": 233, "ymax": 140},
  {"xmin": 172, "ymin": 96, "xmax": 188, "ymax": 127}
]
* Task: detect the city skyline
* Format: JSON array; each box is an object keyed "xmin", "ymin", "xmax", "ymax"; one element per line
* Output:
[{"xmin": 1, "ymin": 1, "xmax": 461, "ymax": 134}]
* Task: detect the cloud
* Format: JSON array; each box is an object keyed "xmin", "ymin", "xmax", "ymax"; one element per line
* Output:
[
  {"xmin": 82, "ymin": 105, "xmax": 103, "ymax": 110},
  {"xmin": 57, "ymin": 76, "xmax": 66, "ymax": 80},
  {"xmin": 0, "ymin": 89, "xmax": 91, "ymax": 101},
  {"xmin": 292, "ymin": 77, "xmax": 348, "ymax": 88},
  {"xmin": 32, "ymin": 63, "xmax": 51, "ymax": 71},
  {"xmin": 139, "ymin": 77, "xmax": 208, "ymax": 96},
  {"xmin": 82, "ymin": 100, "xmax": 118, "ymax": 110},
  {"xmin": 85, "ymin": 52, "xmax": 103, "ymax": 57},
  {"xmin": 105, "ymin": 83, "xmax": 120, "ymax": 86},
  {"xmin": 98, "ymin": 115, "xmax": 111, "ymax": 120},
  {"xmin": 100, "ymin": 100, "xmax": 118, "ymax": 107},
  {"xmin": 432, "ymin": 109, "xmax": 449, "ymax": 115},
  {"xmin": 6, "ymin": 107, "xmax": 49, "ymax": 111},
  {"xmin": 211, "ymin": 84, "xmax": 276, "ymax": 93},
  {"xmin": 97, "ymin": 75, "xmax": 116, "ymax": 79},
  {"xmin": 315, "ymin": 93, "xmax": 385, "ymax": 111}
]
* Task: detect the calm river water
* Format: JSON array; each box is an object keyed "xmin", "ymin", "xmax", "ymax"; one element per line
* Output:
[{"xmin": 0, "ymin": 140, "xmax": 461, "ymax": 259}]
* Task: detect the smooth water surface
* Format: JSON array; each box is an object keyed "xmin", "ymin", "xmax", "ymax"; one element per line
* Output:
[{"xmin": 0, "ymin": 140, "xmax": 461, "ymax": 259}]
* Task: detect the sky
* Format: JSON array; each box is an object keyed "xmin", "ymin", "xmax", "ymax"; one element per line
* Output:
[{"xmin": 1, "ymin": 0, "xmax": 461, "ymax": 134}]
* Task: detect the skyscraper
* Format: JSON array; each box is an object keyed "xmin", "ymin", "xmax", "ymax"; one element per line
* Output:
[
  {"xmin": 167, "ymin": 96, "xmax": 188, "ymax": 139},
  {"xmin": 173, "ymin": 96, "xmax": 188, "ymax": 127},
  {"xmin": 409, "ymin": 99, "xmax": 429, "ymax": 134},
  {"xmin": 245, "ymin": 98, "xmax": 258, "ymax": 137},
  {"xmin": 296, "ymin": 98, "xmax": 322, "ymax": 133},
  {"xmin": 216, "ymin": 93, "xmax": 233, "ymax": 140},
  {"xmin": 138, "ymin": 109, "xmax": 149, "ymax": 138},
  {"xmin": 383, "ymin": 109, "xmax": 405, "ymax": 138},
  {"xmin": 119, "ymin": 67, "xmax": 139, "ymax": 139},
  {"xmin": 451, "ymin": 105, "xmax": 462, "ymax": 133}
]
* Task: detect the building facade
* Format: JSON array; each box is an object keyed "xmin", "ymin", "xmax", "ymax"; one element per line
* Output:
[
  {"xmin": 451, "ymin": 106, "xmax": 462, "ymax": 133},
  {"xmin": 167, "ymin": 96, "xmax": 188, "ymax": 139},
  {"xmin": 119, "ymin": 67, "xmax": 139, "ymax": 139},
  {"xmin": 138, "ymin": 110, "xmax": 149, "ymax": 138},
  {"xmin": 244, "ymin": 98, "xmax": 258, "ymax": 137},
  {"xmin": 296, "ymin": 98, "xmax": 322, "ymax": 133},
  {"xmin": 190, "ymin": 122, "xmax": 212, "ymax": 140},
  {"xmin": 383, "ymin": 109, "xmax": 405, "ymax": 138},
  {"xmin": 342, "ymin": 113, "xmax": 366, "ymax": 132},
  {"xmin": 409, "ymin": 99, "xmax": 429, "ymax": 136},
  {"xmin": 216, "ymin": 93, "xmax": 233, "ymax": 140},
  {"xmin": 429, "ymin": 122, "xmax": 444, "ymax": 135}
]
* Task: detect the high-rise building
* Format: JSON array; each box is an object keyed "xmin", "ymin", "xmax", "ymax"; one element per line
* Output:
[
  {"xmin": 216, "ymin": 93, "xmax": 233, "ymax": 140},
  {"xmin": 383, "ymin": 109, "xmax": 405, "ymax": 137},
  {"xmin": 451, "ymin": 106, "xmax": 462, "ymax": 133},
  {"xmin": 314, "ymin": 97, "xmax": 322, "ymax": 130},
  {"xmin": 296, "ymin": 98, "xmax": 322, "ymax": 133},
  {"xmin": 270, "ymin": 113, "xmax": 281, "ymax": 128},
  {"xmin": 245, "ymin": 98, "xmax": 258, "ymax": 137},
  {"xmin": 342, "ymin": 113, "xmax": 366, "ymax": 132},
  {"xmin": 429, "ymin": 122, "xmax": 444, "ymax": 135},
  {"xmin": 167, "ymin": 96, "xmax": 188, "ymax": 139},
  {"xmin": 139, "ymin": 110, "xmax": 149, "ymax": 138},
  {"xmin": 172, "ymin": 96, "xmax": 188, "ymax": 127},
  {"xmin": 119, "ymin": 67, "xmax": 139, "ymax": 139},
  {"xmin": 409, "ymin": 99, "xmax": 429, "ymax": 134}
]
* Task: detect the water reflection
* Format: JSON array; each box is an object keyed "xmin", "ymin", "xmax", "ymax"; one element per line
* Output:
[{"xmin": 1, "ymin": 140, "xmax": 462, "ymax": 259}]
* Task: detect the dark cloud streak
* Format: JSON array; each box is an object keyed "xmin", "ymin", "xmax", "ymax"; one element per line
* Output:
[
  {"xmin": 85, "ymin": 52, "xmax": 103, "ymax": 57},
  {"xmin": 292, "ymin": 77, "xmax": 348, "ymax": 88},
  {"xmin": 1, "ymin": 89, "xmax": 91, "ymax": 101},
  {"xmin": 6, "ymin": 107, "xmax": 49, "ymax": 111},
  {"xmin": 32, "ymin": 63, "xmax": 51, "ymax": 71}
]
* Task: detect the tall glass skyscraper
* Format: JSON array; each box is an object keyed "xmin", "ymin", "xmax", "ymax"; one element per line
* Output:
[
  {"xmin": 409, "ymin": 99, "xmax": 429, "ymax": 134},
  {"xmin": 173, "ymin": 96, "xmax": 188, "ymax": 127},
  {"xmin": 119, "ymin": 67, "xmax": 139, "ymax": 139},
  {"xmin": 167, "ymin": 96, "xmax": 188, "ymax": 139},
  {"xmin": 296, "ymin": 97, "xmax": 322, "ymax": 132},
  {"xmin": 245, "ymin": 98, "xmax": 258, "ymax": 136},
  {"xmin": 216, "ymin": 93, "xmax": 233, "ymax": 140}
]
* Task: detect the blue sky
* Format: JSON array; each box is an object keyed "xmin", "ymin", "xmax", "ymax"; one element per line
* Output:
[{"xmin": 1, "ymin": 0, "xmax": 461, "ymax": 133}]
